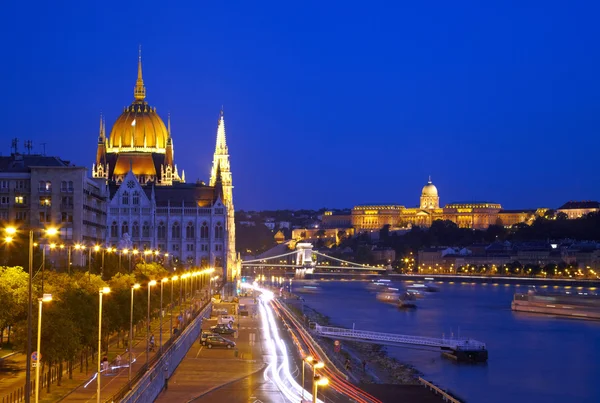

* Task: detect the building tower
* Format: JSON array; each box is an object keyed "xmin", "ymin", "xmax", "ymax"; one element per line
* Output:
[
  {"xmin": 92, "ymin": 114, "xmax": 108, "ymax": 179},
  {"xmin": 210, "ymin": 110, "xmax": 238, "ymax": 281},
  {"xmin": 420, "ymin": 176, "xmax": 440, "ymax": 209}
]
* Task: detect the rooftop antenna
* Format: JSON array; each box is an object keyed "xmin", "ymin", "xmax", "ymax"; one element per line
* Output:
[
  {"xmin": 40, "ymin": 143, "xmax": 47, "ymax": 156},
  {"xmin": 11, "ymin": 138, "xmax": 18, "ymax": 154},
  {"xmin": 24, "ymin": 140, "xmax": 32, "ymax": 154}
]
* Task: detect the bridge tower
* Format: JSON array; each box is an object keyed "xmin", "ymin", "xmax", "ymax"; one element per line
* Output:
[{"xmin": 295, "ymin": 243, "xmax": 315, "ymax": 278}]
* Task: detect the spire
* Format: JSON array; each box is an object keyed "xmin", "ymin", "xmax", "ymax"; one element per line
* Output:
[
  {"xmin": 134, "ymin": 45, "xmax": 146, "ymax": 102},
  {"xmin": 215, "ymin": 108, "xmax": 227, "ymax": 153},
  {"xmin": 99, "ymin": 113, "xmax": 105, "ymax": 140},
  {"xmin": 167, "ymin": 112, "xmax": 171, "ymax": 138},
  {"xmin": 428, "ymin": 175, "xmax": 432, "ymax": 184}
]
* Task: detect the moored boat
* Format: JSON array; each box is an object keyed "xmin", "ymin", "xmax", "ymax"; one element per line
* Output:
[{"xmin": 511, "ymin": 288, "xmax": 600, "ymax": 320}]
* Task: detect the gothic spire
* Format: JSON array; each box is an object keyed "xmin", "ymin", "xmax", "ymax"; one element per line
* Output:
[
  {"xmin": 214, "ymin": 108, "xmax": 228, "ymax": 154},
  {"xmin": 134, "ymin": 45, "xmax": 146, "ymax": 101}
]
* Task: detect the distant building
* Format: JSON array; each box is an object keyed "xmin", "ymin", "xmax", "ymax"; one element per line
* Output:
[
  {"xmin": 558, "ymin": 201, "xmax": 600, "ymax": 219},
  {"xmin": 351, "ymin": 177, "xmax": 545, "ymax": 231},
  {"xmin": 238, "ymin": 220, "xmax": 256, "ymax": 227},
  {"xmin": 277, "ymin": 221, "xmax": 291, "ymax": 229},
  {"xmin": 321, "ymin": 211, "xmax": 352, "ymax": 228},
  {"xmin": 274, "ymin": 230, "xmax": 285, "ymax": 244},
  {"xmin": 372, "ymin": 247, "xmax": 396, "ymax": 263},
  {"xmin": 0, "ymin": 152, "xmax": 108, "ymax": 244}
]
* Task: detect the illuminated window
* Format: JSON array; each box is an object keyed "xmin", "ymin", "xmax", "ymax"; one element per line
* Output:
[
  {"xmin": 39, "ymin": 197, "xmax": 51, "ymax": 207},
  {"xmin": 15, "ymin": 196, "xmax": 24, "ymax": 204}
]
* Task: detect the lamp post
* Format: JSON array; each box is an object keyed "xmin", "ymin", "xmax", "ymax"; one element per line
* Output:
[
  {"xmin": 35, "ymin": 294, "xmax": 52, "ymax": 403},
  {"xmin": 160, "ymin": 278, "xmax": 168, "ymax": 352},
  {"xmin": 302, "ymin": 355, "xmax": 313, "ymax": 400},
  {"xmin": 129, "ymin": 283, "xmax": 140, "ymax": 386},
  {"xmin": 146, "ymin": 280, "xmax": 157, "ymax": 365},
  {"xmin": 132, "ymin": 249, "xmax": 139, "ymax": 272},
  {"xmin": 312, "ymin": 375, "xmax": 328, "ymax": 403},
  {"xmin": 170, "ymin": 276, "xmax": 178, "ymax": 337},
  {"xmin": 97, "ymin": 287, "xmax": 110, "ymax": 403},
  {"xmin": 5, "ymin": 226, "xmax": 57, "ymax": 403}
]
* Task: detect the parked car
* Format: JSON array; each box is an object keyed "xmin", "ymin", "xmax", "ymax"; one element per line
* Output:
[
  {"xmin": 199, "ymin": 331, "xmax": 216, "ymax": 345},
  {"xmin": 205, "ymin": 335, "xmax": 236, "ymax": 349},
  {"xmin": 218, "ymin": 315, "xmax": 236, "ymax": 326},
  {"xmin": 212, "ymin": 308, "xmax": 228, "ymax": 316},
  {"xmin": 210, "ymin": 324, "xmax": 236, "ymax": 335}
]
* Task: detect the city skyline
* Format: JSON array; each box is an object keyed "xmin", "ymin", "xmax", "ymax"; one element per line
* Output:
[{"xmin": 1, "ymin": 1, "xmax": 599, "ymax": 211}]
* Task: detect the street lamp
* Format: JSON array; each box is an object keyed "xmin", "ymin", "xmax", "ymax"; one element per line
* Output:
[
  {"xmin": 146, "ymin": 280, "xmax": 157, "ymax": 364},
  {"xmin": 302, "ymin": 355, "xmax": 314, "ymax": 400},
  {"xmin": 97, "ymin": 287, "xmax": 110, "ymax": 403},
  {"xmin": 171, "ymin": 275, "xmax": 178, "ymax": 336},
  {"xmin": 160, "ymin": 278, "xmax": 168, "ymax": 352},
  {"xmin": 4, "ymin": 226, "xmax": 56, "ymax": 403},
  {"xmin": 35, "ymin": 294, "xmax": 52, "ymax": 403},
  {"xmin": 312, "ymin": 375, "xmax": 329, "ymax": 403},
  {"xmin": 129, "ymin": 283, "xmax": 140, "ymax": 386}
]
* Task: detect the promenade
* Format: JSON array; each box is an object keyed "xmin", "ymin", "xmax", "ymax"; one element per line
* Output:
[
  {"xmin": 156, "ymin": 296, "xmax": 285, "ymax": 403},
  {"xmin": 0, "ymin": 291, "xmax": 206, "ymax": 403}
]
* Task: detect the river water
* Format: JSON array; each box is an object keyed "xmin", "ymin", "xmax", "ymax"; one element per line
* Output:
[{"xmin": 296, "ymin": 280, "xmax": 600, "ymax": 403}]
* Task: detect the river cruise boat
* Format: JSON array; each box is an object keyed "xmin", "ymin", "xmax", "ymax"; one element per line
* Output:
[{"xmin": 512, "ymin": 289, "xmax": 600, "ymax": 320}]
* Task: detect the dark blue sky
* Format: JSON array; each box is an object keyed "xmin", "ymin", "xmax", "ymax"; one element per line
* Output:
[{"xmin": 1, "ymin": 1, "xmax": 598, "ymax": 210}]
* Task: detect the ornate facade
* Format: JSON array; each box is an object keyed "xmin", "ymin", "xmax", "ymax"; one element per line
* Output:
[
  {"xmin": 93, "ymin": 51, "xmax": 238, "ymax": 281},
  {"xmin": 347, "ymin": 177, "xmax": 544, "ymax": 231}
]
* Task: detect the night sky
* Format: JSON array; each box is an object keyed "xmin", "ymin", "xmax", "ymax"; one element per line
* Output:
[{"xmin": 1, "ymin": 1, "xmax": 598, "ymax": 210}]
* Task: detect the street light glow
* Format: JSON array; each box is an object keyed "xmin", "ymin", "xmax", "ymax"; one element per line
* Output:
[
  {"xmin": 149, "ymin": 280, "xmax": 157, "ymax": 286},
  {"xmin": 161, "ymin": 278, "xmax": 169, "ymax": 283},
  {"xmin": 132, "ymin": 283, "xmax": 141, "ymax": 289},
  {"xmin": 41, "ymin": 293, "xmax": 52, "ymax": 302},
  {"xmin": 316, "ymin": 377, "xmax": 329, "ymax": 386},
  {"xmin": 94, "ymin": 245, "xmax": 100, "ymax": 252},
  {"xmin": 101, "ymin": 287, "xmax": 110, "ymax": 294},
  {"xmin": 5, "ymin": 236, "xmax": 13, "ymax": 243},
  {"xmin": 5, "ymin": 227, "xmax": 17, "ymax": 235},
  {"xmin": 45, "ymin": 227, "xmax": 58, "ymax": 236},
  {"xmin": 172, "ymin": 275, "xmax": 179, "ymax": 281},
  {"xmin": 314, "ymin": 362, "xmax": 325, "ymax": 369}
]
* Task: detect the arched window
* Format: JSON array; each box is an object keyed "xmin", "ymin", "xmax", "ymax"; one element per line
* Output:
[
  {"xmin": 215, "ymin": 257, "xmax": 222, "ymax": 268},
  {"xmin": 133, "ymin": 191, "xmax": 140, "ymax": 205},
  {"xmin": 132, "ymin": 221, "xmax": 140, "ymax": 237},
  {"xmin": 142, "ymin": 221, "xmax": 150, "ymax": 238},
  {"xmin": 200, "ymin": 256, "xmax": 208, "ymax": 268},
  {"xmin": 122, "ymin": 221, "xmax": 129, "ymax": 235},
  {"xmin": 157, "ymin": 221, "xmax": 166, "ymax": 239},
  {"xmin": 68, "ymin": 181, "xmax": 73, "ymax": 192},
  {"xmin": 110, "ymin": 221, "xmax": 118, "ymax": 238},
  {"xmin": 122, "ymin": 191, "xmax": 129, "ymax": 205},
  {"xmin": 200, "ymin": 222, "xmax": 209, "ymax": 239},
  {"xmin": 61, "ymin": 181, "xmax": 67, "ymax": 191},
  {"xmin": 186, "ymin": 222, "xmax": 195, "ymax": 239},
  {"xmin": 172, "ymin": 222, "xmax": 181, "ymax": 239},
  {"xmin": 215, "ymin": 222, "xmax": 223, "ymax": 239}
]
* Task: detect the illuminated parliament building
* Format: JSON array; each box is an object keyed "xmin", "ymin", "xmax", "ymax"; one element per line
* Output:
[{"xmin": 92, "ymin": 52, "xmax": 238, "ymax": 281}]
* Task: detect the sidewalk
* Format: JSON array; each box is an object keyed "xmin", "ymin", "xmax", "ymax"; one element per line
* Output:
[
  {"xmin": 53, "ymin": 295, "xmax": 206, "ymax": 403},
  {"xmin": 155, "ymin": 296, "xmax": 267, "ymax": 403}
]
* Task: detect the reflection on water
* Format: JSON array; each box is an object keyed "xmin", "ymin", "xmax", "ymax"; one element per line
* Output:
[{"xmin": 299, "ymin": 280, "xmax": 600, "ymax": 403}]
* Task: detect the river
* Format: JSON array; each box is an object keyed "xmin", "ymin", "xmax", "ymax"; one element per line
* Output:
[{"xmin": 296, "ymin": 279, "xmax": 600, "ymax": 403}]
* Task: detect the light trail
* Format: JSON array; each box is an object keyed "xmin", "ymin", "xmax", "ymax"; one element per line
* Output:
[{"xmin": 246, "ymin": 284, "xmax": 323, "ymax": 402}]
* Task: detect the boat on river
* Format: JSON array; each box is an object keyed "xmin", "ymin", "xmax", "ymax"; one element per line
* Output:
[
  {"xmin": 511, "ymin": 288, "xmax": 600, "ymax": 320},
  {"xmin": 376, "ymin": 288, "xmax": 401, "ymax": 303}
]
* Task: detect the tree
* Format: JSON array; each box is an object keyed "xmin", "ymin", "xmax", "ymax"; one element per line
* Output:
[
  {"xmin": 0, "ymin": 266, "xmax": 28, "ymax": 343},
  {"xmin": 556, "ymin": 212, "xmax": 568, "ymax": 220}
]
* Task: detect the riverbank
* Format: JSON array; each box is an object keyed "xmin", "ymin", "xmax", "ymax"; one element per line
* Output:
[{"xmin": 302, "ymin": 305, "xmax": 421, "ymax": 385}]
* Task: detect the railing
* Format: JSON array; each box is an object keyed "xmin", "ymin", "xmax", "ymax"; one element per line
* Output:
[
  {"xmin": 314, "ymin": 325, "xmax": 486, "ymax": 350},
  {"xmin": 418, "ymin": 378, "xmax": 462, "ymax": 403}
]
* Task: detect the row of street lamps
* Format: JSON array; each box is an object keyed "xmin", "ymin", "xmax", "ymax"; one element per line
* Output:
[{"xmin": 3, "ymin": 224, "xmax": 217, "ymax": 403}]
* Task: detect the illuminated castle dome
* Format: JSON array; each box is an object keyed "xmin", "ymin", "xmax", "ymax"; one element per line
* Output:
[
  {"xmin": 420, "ymin": 176, "xmax": 439, "ymax": 209},
  {"xmin": 421, "ymin": 177, "xmax": 438, "ymax": 197}
]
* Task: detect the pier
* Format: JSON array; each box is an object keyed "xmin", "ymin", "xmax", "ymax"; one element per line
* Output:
[{"xmin": 312, "ymin": 324, "xmax": 488, "ymax": 362}]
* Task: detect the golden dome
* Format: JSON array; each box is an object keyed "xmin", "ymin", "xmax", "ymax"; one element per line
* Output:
[
  {"xmin": 108, "ymin": 104, "xmax": 168, "ymax": 150},
  {"xmin": 422, "ymin": 177, "xmax": 438, "ymax": 197},
  {"xmin": 107, "ymin": 49, "xmax": 168, "ymax": 151}
]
